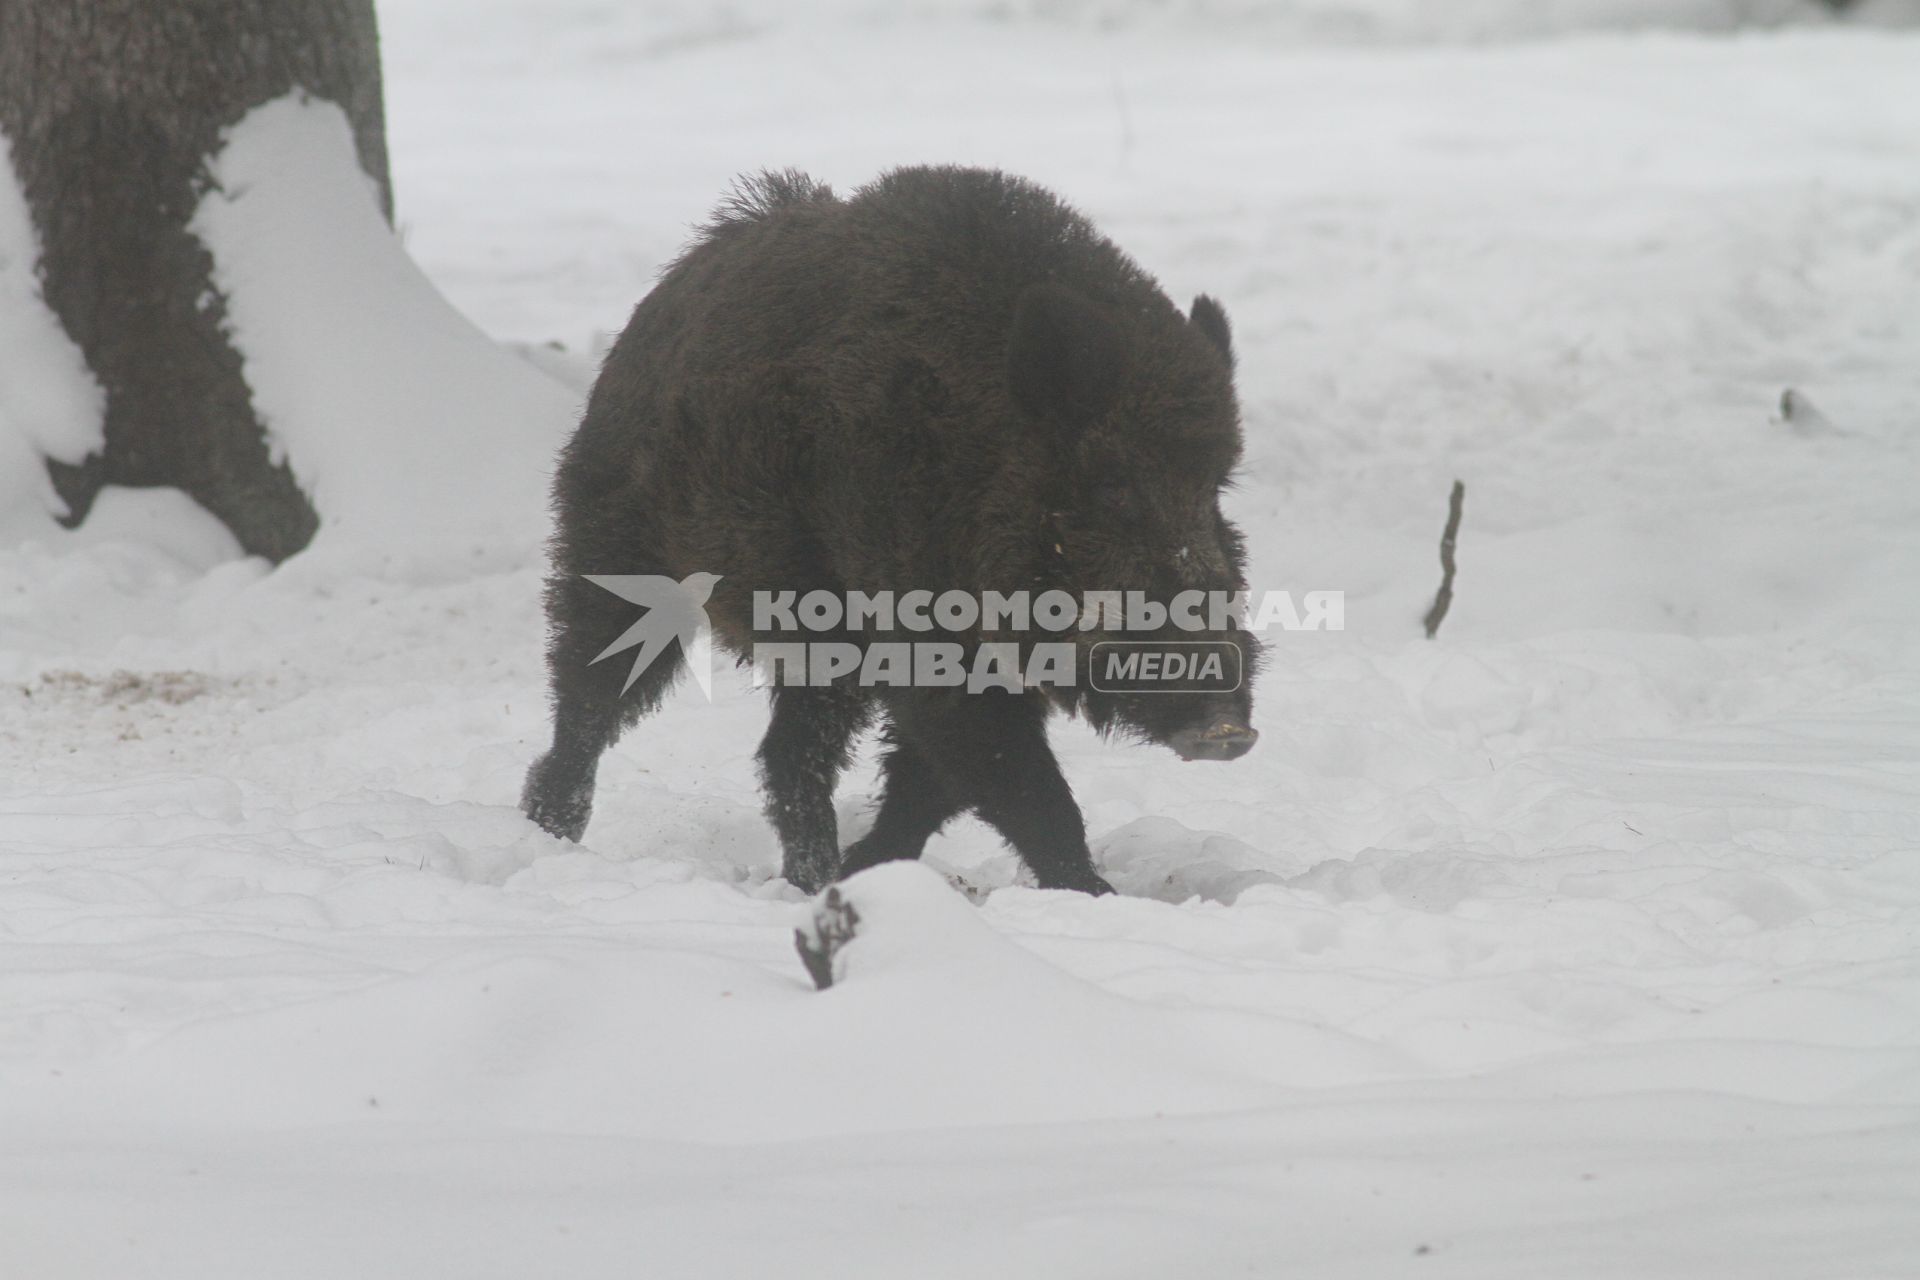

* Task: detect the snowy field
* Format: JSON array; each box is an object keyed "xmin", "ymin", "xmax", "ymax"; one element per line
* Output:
[{"xmin": 5, "ymin": 1, "xmax": 1920, "ymax": 1275}]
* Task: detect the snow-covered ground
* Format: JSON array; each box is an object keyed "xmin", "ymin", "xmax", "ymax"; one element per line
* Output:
[{"xmin": 4, "ymin": 3, "xmax": 1920, "ymax": 1275}]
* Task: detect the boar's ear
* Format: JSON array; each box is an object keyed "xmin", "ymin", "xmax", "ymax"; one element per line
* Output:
[
  {"xmin": 1189, "ymin": 294, "xmax": 1234, "ymax": 368},
  {"xmin": 1007, "ymin": 283, "xmax": 1125, "ymax": 428}
]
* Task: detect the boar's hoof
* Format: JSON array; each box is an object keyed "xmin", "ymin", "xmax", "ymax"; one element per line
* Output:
[
  {"xmin": 1037, "ymin": 866, "xmax": 1117, "ymax": 896},
  {"xmin": 1170, "ymin": 721, "xmax": 1259, "ymax": 763},
  {"xmin": 521, "ymin": 754, "xmax": 593, "ymax": 842},
  {"xmin": 783, "ymin": 852, "xmax": 840, "ymax": 897}
]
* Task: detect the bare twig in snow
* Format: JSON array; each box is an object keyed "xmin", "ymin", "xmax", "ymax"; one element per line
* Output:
[
  {"xmin": 1779, "ymin": 388, "xmax": 1840, "ymax": 437},
  {"xmin": 1423, "ymin": 480, "xmax": 1466, "ymax": 639},
  {"xmin": 795, "ymin": 886, "xmax": 860, "ymax": 990}
]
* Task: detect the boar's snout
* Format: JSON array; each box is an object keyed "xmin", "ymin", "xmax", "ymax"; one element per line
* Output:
[{"xmin": 1169, "ymin": 719, "xmax": 1259, "ymax": 762}]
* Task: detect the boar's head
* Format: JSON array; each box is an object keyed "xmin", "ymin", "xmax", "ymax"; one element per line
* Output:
[{"xmin": 1007, "ymin": 283, "xmax": 1260, "ymax": 761}]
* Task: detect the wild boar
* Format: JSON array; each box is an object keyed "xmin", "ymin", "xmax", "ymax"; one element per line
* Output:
[{"xmin": 523, "ymin": 165, "xmax": 1258, "ymax": 895}]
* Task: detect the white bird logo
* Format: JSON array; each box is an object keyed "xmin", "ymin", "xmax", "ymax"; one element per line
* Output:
[{"xmin": 583, "ymin": 572, "xmax": 722, "ymax": 700}]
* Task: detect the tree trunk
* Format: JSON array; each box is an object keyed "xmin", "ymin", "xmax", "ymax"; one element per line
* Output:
[{"xmin": 0, "ymin": 0, "xmax": 391, "ymax": 562}]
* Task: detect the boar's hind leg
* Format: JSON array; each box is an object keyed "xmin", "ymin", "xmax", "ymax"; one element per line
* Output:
[
  {"xmin": 522, "ymin": 570, "xmax": 686, "ymax": 843},
  {"xmin": 837, "ymin": 729, "xmax": 961, "ymax": 879},
  {"xmin": 894, "ymin": 691, "xmax": 1115, "ymax": 896},
  {"xmin": 758, "ymin": 685, "xmax": 871, "ymax": 894}
]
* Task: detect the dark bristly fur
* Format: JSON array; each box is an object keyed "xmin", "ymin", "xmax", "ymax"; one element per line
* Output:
[{"xmin": 523, "ymin": 166, "xmax": 1259, "ymax": 895}]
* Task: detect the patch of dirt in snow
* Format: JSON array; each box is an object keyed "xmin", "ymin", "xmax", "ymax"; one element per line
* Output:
[{"xmin": 24, "ymin": 669, "xmax": 223, "ymax": 707}]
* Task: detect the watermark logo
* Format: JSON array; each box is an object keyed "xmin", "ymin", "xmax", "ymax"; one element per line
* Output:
[
  {"xmin": 584, "ymin": 578, "xmax": 1340, "ymax": 697},
  {"xmin": 1090, "ymin": 641, "xmax": 1242, "ymax": 693},
  {"xmin": 584, "ymin": 572, "xmax": 719, "ymax": 698},
  {"xmin": 749, "ymin": 588, "xmax": 1341, "ymax": 636}
]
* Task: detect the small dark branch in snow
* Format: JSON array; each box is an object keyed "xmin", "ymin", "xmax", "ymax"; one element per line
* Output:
[
  {"xmin": 1779, "ymin": 388, "xmax": 1839, "ymax": 437},
  {"xmin": 1422, "ymin": 480, "xmax": 1466, "ymax": 640},
  {"xmin": 795, "ymin": 886, "xmax": 860, "ymax": 991}
]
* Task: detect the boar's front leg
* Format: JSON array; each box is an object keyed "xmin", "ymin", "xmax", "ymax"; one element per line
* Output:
[
  {"xmin": 758, "ymin": 684, "xmax": 871, "ymax": 893},
  {"xmin": 891, "ymin": 689, "xmax": 1115, "ymax": 896},
  {"xmin": 837, "ymin": 725, "xmax": 963, "ymax": 878}
]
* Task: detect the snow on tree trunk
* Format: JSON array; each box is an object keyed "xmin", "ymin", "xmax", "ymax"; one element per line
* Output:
[
  {"xmin": 0, "ymin": 0, "xmax": 391, "ymax": 562},
  {"xmin": 189, "ymin": 95, "xmax": 578, "ymax": 560}
]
